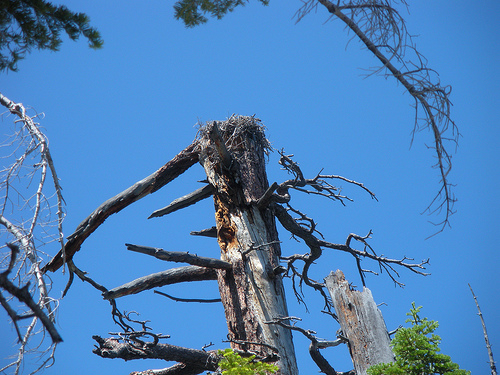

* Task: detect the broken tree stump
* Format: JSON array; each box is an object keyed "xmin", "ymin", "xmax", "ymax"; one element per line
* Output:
[{"xmin": 325, "ymin": 270, "xmax": 394, "ymax": 375}]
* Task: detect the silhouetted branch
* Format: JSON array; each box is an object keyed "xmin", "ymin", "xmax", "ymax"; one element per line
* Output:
[
  {"xmin": 266, "ymin": 316, "xmax": 350, "ymax": 375},
  {"xmin": 295, "ymin": 1, "xmax": 458, "ymax": 234},
  {"xmin": 154, "ymin": 290, "xmax": 221, "ymax": 303},
  {"xmin": 0, "ymin": 244, "xmax": 62, "ymax": 343},
  {"xmin": 0, "ymin": 94, "xmax": 64, "ymax": 374}
]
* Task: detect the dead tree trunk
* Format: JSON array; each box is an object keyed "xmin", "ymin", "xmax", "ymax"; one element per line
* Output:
[
  {"xmin": 325, "ymin": 270, "xmax": 394, "ymax": 375},
  {"xmin": 198, "ymin": 119, "xmax": 298, "ymax": 374}
]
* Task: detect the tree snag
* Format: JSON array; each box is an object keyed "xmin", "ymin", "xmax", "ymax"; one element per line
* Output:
[
  {"xmin": 325, "ymin": 270, "xmax": 394, "ymax": 375},
  {"xmin": 198, "ymin": 118, "xmax": 298, "ymax": 374}
]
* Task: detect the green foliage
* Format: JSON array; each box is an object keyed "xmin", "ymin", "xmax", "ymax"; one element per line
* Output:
[
  {"xmin": 368, "ymin": 303, "xmax": 470, "ymax": 375},
  {"xmin": 173, "ymin": 0, "xmax": 269, "ymax": 27},
  {"xmin": 0, "ymin": 0, "xmax": 103, "ymax": 72},
  {"xmin": 210, "ymin": 349, "xmax": 278, "ymax": 375}
]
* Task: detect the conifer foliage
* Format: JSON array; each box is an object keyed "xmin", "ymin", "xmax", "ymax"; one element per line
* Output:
[
  {"xmin": 368, "ymin": 303, "xmax": 470, "ymax": 375},
  {"xmin": 173, "ymin": 0, "xmax": 269, "ymax": 27},
  {"xmin": 0, "ymin": 0, "xmax": 102, "ymax": 72}
]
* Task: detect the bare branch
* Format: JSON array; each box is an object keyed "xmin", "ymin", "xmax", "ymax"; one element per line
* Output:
[
  {"xmin": 296, "ymin": 1, "xmax": 458, "ymax": 234},
  {"xmin": 275, "ymin": 201, "xmax": 428, "ymax": 290},
  {"xmin": 1, "ymin": 94, "xmax": 65, "ymax": 373},
  {"xmin": 103, "ymin": 266, "xmax": 217, "ymax": 300},
  {"xmin": 126, "ymin": 243, "xmax": 231, "ymax": 269},
  {"xmin": 469, "ymin": 284, "xmax": 497, "ymax": 375},
  {"xmin": 265, "ymin": 316, "xmax": 349, "ymax": 375},
  {"xmin": 154, "ymin": 290, "xmax": 221, "ymax": 303},
  {"xmin": 148, "ymin": 184, "xmax": 213, "ymax": 219},
  {"xmin": 0, "ymin": 244, "xmax": 62, "ymax": 343},
  {"xmin": 190, "ymin": 226, "xmax": 218, "ymax": 238},
  {"xmin": 92, "ymin": 335, "xmax": 219, "ymax": 372},
  {"xmin": 275, "ymin": 151, "xmax": 376, "ymax": 205},
  {"xmin": 43, "ymin": 141, "xmax": 201, "ymax": 273}
]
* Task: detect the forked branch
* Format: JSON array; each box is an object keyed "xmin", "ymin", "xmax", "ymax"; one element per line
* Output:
[
  {"xmin": 296, "ymin": 1, "xmax": 458, "ymax": 234},
  {"xmin": 1, "ymin": 93, "xmax": 64, "ymax": 374},
  {"xmin": 266, "ymin": 316, "xmax": 351, "ymax": 375}
]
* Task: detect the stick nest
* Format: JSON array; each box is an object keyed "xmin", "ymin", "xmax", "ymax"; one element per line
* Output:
[{"xmin": 197, "ymin": 115, "xmax": 271, "ymax": 155}]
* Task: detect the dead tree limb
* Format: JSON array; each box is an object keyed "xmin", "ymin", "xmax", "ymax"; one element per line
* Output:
[
  {"xmin": 0, "ymin": 244, "xmax": 62, "ymax": 343},
  {"xmin": 154, "ymin": 290, "xmax": 221, "ymax": 303},
  {"xmin": 0, "ymin": 94, "xmax": 64, "ymax": 374},
  {"xmin": 266, "ymin": 316, "xmax": 350, "ymax": 375},
  {"xmin": 469, "ymin": 284, "xmax": 497, "ymax": 375},
  {"xmin": 190, "ymin": 226, "xmax": 218, "ymax": 238},
  {"xmin": 325, "ymin": 270, "xmax": 394, "ymax": 375},
  {"xmin": 296, "ymin": 1, "xmax": 458, "ymax": 234},
  {"xmin": 126, "ymin": 243, "xmax": 231, "ymax": 269},
  {"xmin": 43, "ymin": 141, "xmax": 200, "ymax": 273},
  {"xmin": 103, "ymin": 266, "xmax": 217, "ymax": 300},
  {"xmin": 92, "ymin": 335, "xmax": 219, "ymax": 373},
  {"xmin": 149, "ymin": 184, "xmax": 213, "ymax": 218}
]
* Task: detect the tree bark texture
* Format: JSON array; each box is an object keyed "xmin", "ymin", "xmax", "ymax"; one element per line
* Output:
[
  {"xmin": 198, "ymin": 118, "xmax": 298, "ymax": 375},
  {"xmin": 325, "ymin": 270, "xmax": 394, "ymax": 375}
]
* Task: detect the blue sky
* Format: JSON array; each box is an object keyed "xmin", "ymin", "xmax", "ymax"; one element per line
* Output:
[{"xmin": 1, "ymin": 0, "xmax": 499, "ymax": 374}]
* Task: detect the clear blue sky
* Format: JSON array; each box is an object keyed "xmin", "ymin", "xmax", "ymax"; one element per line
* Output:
[{"xmin": 1, "ymin": 1, "xmax": 499, "ymax": 374}]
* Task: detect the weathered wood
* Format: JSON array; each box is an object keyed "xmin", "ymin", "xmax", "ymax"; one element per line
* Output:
[
  {"xmin": 199, "ymin": 118, "xmax": 298, "ymax": 375},
  {"xmin": 190, "ymin": 226, "xmax": 217, "ymax": 237},
  {"xmin": 103, "ymin": 266, "xmax": 216, "ymax": 300},
  {"xmin": 43, "ymin": 141, "xmax": 200, "ymax": 273},
  {"xmin": 325, "ymin": 270, "xmax": 394, "ymax": 375},
  {"xmin": 148, "ymin": 184, "xmax": 213, "ymax": 218},
  {"xmin": 93, "ymin": 335, "xmax": 219, "ymax": 373},
  {"xmin": 126, "ymin": 243, "xmax": 232, "ymax": 269}
]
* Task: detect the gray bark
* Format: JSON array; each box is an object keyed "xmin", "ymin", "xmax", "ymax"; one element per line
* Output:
[
  {"xmin": 325, "ymin": 270, "xmax": 394, "ymax": 375},
  {"xmin": 198, "ymin": 118, "xmax": 298, "ymax": 375}
]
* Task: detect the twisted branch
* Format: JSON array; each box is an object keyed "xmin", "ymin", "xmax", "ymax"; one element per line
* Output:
[{"xmin": 295, "ymin": 1, "xmax": 458, "ymax": 235}]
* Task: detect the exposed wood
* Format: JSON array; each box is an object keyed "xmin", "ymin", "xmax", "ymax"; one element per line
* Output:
[
  {"xmin": 126, "ymin": 243, "xmax": 232, "ymax": 269},
  {"xmin": 148, "ymin": 184, "xmax": 213, "ymax": 218},
  {"xmin": 325, "ymin": 270, "xmax": 394, "ymax": 375},
  {"xmin": 43, "ymin": 142, "xmax": 200, "ymax": 273},
  {"xmin": 190, "ymin": 226, "xmax": 217, "ymax": 238},
  {"xmin": 102, "ymin": 266, "xmax": 216, "ymax": 300},
  {"xmin": 199, "ymin": 118, "xmax": 298, "ymax": 374},
  {"xmin": 469, "ymin": 284, "xmax": 497, "ymax": 375}
]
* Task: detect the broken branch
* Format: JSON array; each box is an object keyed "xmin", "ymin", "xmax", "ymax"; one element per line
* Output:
[
  {"xmin": 43, "ymin": 141, "xmax": 200, "ymax": 273},
  {"xmin": 126, "ymin": 243, "xmax": 232, "ymax": 269},
  {"xmin": 148, "ymin": 184, "xmax": 213, "ymax": 218},
  {"xmin": 103, "ymin": 266, "xmax": 217, "ymax": 300}
]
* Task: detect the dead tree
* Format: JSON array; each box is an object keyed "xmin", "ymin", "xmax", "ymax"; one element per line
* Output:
[
  {"xmin": 326, "ymin": 270, "xmax": 394, "ymax": 375},
  {"xmin": 0, "ymin": 93, "xmax": 64, "ymax": 375},
  {"xmin": 39, "ymin": 115, "xmax": 428, "ymax": 375}
]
